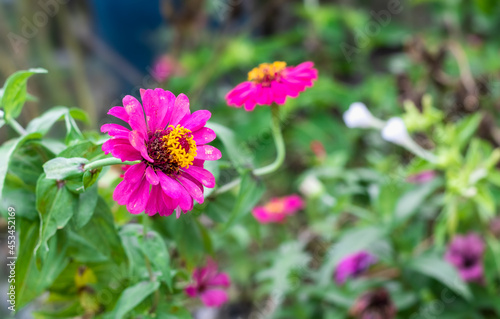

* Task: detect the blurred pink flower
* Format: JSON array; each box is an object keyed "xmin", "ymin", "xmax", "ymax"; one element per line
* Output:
[
  {"xmin": 445, "ymin": 233, "xmax": 485, "ymax": 283},
  {"xmin": 185, "ymin": 259, "xmax": 231, "ymax": 308},
  {"xmin": 101, "ymin": 89, "xmax": 221, "ymax": 217},
  {"xmin": 334, "ymin": 251, "xmax": 377, "ymax": 284},
  {"xmin": 350, "ymin": 288, "xmax": 396, "ymax": 319},
  {"xmin": 226, "ymin": 61, "xmax": 318, "ymax": 111},
  {"xmin": 406, "ymin": 170, "xmax": 436, "ymax": 184},
  {"xmin": 151, "ymin": 55, "xmax": 183, "ymax": 82},
  {"xmin": 252, "ymin": 194, "xmax": 304, "ymax": 224}
]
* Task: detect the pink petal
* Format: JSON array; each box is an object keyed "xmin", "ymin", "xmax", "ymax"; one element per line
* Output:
[
  {"xmin": 123, "ymin": 95, "xmax": 148, "ymax": 134},
  {"xmin": 185, "ymin": 285, "xmax": 198, "ymax": 298},
  {"xmin": 157, "ymin": 171, "xmax": 182, "ymax": 199},
  {"xmin": 108, "ymin": 106, "xmax": 129, "ymax": 123},
  {"xmin": 145, "ymin": 166, "xmax": 159, "ymax": 185},
  {"xmin": 113, "ymin": 179, "xmax": 135, "ymax": 205},
  {"xmin": 101, "ymin": 123, "xmax": 130, "ymax": 138},
  {"xmin": 182, "ymin": 166, "xmax": 215, "ymax": 188},
  {"xmin": 192, "ymin": 127, "xmax": 216, "ymax": 145},
  {"xmin": 169, "ymin": 94, "xmax": 190, "ymax": 126},
  {"xmin": 124, "ymin": 162, "xmax": 147, "ymax": 184},
  {"xmin": 207, "ymin": 272, "xmax": 231, "ymax": 288},
  {"xmin": 126, "ymin": 177, "xmax": 150, "ymax": 214},
  {"xmin": 180, "ymin": 110, "xmax": 211, "ymax": 132},
  {"xmin": 145, "ymin": 185, "xmax": 162, "ymax": 216},
  {"xmin": 128, "ymin": 130, "xmax": 153, "ymax": 162},
  {"xmin": 177, "ymin": 175, "xmax": 204, "ymax": 204},
  {"xmin": 141, "ymin": 89, "xmax": 161, "ymax": 131},
  {"xmin": 200, "ymin": 289, "xmax": 228, "ymax": 308},
  {"xmin": 102, "ymin": 139, "xmax": 142, "ymax": 162},
  {"xmin": 195, "ymin": 145, "xmax": 222, "ymax": 161},
  {"xmin": 177, "ymin": 183, "xmax": 194, "ymax": 211},
  {"xmin": 156, "ymin": 88, "xmax": 176, "ymax": 129}
]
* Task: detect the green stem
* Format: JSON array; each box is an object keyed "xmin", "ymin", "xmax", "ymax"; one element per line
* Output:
[
  {"xmin": 142, "ymin": 217, "xmax": 160, "ymax": 314},
  {"xmin": 83, "ymin": 158, "xmax": 140, "ymax": 171},
  {"xmin": 211, "ymin": 177, "xmax": 241, "ymax": 197},
  {"xmin": 212, "ymin": 104, "xmax": 286, "ymax": 196},
  {"xmin": 9, "ymin": 119, "xmax": 27, "ymax": 136},
  {"xmin": 253, "ymin": 104, "xmax": 286, "ymax": 176}
]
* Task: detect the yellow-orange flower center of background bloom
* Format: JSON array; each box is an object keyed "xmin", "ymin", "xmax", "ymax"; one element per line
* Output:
[
  {"xmin": 161, "ymin": 124, "xmax": 197, "ymax": 169},
  {"xmin": 264, "ymin": 200, "xmax": 286, "ymax": 214},
  {"xmin": 248, "ymin": 61, "xmax": 287, "ymax": 85}
]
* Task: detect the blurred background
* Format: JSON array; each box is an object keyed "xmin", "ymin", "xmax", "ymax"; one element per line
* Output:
[
  {"xmin": 1, "ymin": 0, "xmax": 498, "ymax": 139},
  {"xmin": 2, "ymin": 0, "xmax": 500, "ymax": 318}
]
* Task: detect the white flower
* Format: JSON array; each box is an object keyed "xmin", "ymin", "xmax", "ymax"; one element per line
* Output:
[
  {"xmin": 381, "ymin": 117, "xmax": 410, "ymax": 146},
  {"xmin": 0, "ymin": 109, "xmax": 4, "ymax": 118},
  {"xmin": 299, "ymin": 175, "xmax": 324, "ymax": 198},
  {"xmin": 382, "ymin": 117, "xmax": 438, "ymax": 163},
  {"xmin": 343, "ymin": 102, "xmax": 383, "ymax": 129}
]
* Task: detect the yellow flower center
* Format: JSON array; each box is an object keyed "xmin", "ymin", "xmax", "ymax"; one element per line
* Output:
[
  {"xmin": 264, "ymin": 200, "xmax": 285, "ymax": 214},
  {"xmin": 248, "ymin": 61, "xmax": 287, "ymax": 85},
  {"xmin": 161, "ymin": 124, "xmax": 197, "ymax": 169}
]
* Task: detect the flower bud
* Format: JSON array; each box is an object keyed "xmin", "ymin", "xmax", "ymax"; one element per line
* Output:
[
  {"xmin": 381, "ymin": 117, "xmax": 410, "ymax": 146},
  {"xmin": 343, "ymin": 102, "xmax": 383, "ymax": 129}
]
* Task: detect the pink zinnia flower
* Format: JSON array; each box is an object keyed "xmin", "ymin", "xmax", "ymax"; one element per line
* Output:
[
  {"xmin": 225, "ymin": 61, "xmax": 318, "ymax": 111},
  {"xmin": 252, "ymin": 194, "xmax": 304, "ymax": 224},
  {"xmin": 334, "ymin": 251, "xmax": 377, "ymax": 284},
  {"xmin": 101, "ymin": 89, "xmax": 221, "ymax": 217},
  {"xmin": 445, "ymin": 233, "xmax": 485, "ymax": 283},
  {"xmin": 185, "ymin": 259, "xmax": 231, "ymax": 308}
]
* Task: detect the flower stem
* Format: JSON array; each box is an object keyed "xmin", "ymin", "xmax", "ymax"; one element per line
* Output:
[
  {"xmin": 83, "ymin": 158, "xmax": 140, "ymax": 171},
  {"xmin": 253, "ymin": 104, "xmax": 286, "ymax": 176},
  {"xmin": 211, "ymin": 104, "xmax": 286, "ymax": 196},
  {"xmin": 404, "ymin": 138, "xmax": 438, "ymax": 164},
  {"xmin": 142, "ymin": 216, "xmax": 160, "ymax": 314},
  {"xmin": 9, "ymin": 119, "xmax": 27, "ymax": 136}
]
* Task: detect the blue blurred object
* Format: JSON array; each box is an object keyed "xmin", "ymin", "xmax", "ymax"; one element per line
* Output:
[{"xmin": 88, "ymin": 0, "xmax": 163, "ymax": 73}]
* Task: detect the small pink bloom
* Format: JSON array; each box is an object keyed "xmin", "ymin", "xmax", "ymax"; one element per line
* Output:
[
  {"xmin": 334, "ymin": 251, "xmax": 377, "ymax": 284},
  {"xmin": 445, "ymin": 233, "xmax": 485, "ymax": 283},
  {"xmin": 225, "ymin": 61, "xmax": 318, "ymax": 111},
  {"xmin": 101, "ymin": 89, "xmax": 221, "ymax": 217},
  {"xmin": 406, "ymin": 170, "xmax": 436, "ymax": 184},
  {"xmin": 185, "ymin": 259, "xmax": 231, "ymax": 308},
  {"xmin": 151, "ymin": 55, "xmax": 183, "ymax": 83},
  {"xmin": 252, "ymin": 194, "xmax": 304, "ymax": 224}
]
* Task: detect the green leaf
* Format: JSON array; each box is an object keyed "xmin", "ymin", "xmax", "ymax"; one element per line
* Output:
[
  {"xmin": 108, "ymin": 281, "xmax": 160, "ymax": 319},
  {"xmin": 74, "ymin": 183, "xmax": 98, "ymax": 228},
  {"xmin": 457, "ymin": 113, "xmax": 482, "ymax": 150},
  {"xmin": 16, "ymin": 219, "xmax": 69, "ymax": 309},
  {"xmin": 393, "ymin": 178, "xmax": 442, "ymax": 225},
  {"xmin": 43, "ymin": 157, "xmax": 88, "ymax": 180},
  {"xmin": 256, "ymin": 241, "xmax": 311, "ymax": 296},
  {"xmin": 139, "ymin": 228, "xmax": 172, "ymax": 289},
  {"xmin": 224, "ymin": 171, "xmax": 265, "ymax": 230},
  {"xmin": 120, "ymin": 224, "xmax": 149, "ymax": 280},
  {"xmin": 0, "ymin": 68, "xmax": 47, "ymax": 121},
  {"xmin": 0, "ymin": 133, "xmax": 41, "ymax": 199},
  {"xmin": 206, "ymin": 122, "xmax": 252, "ymax": 170},
  {"xmin": 167, "ymin": 214, "xmax": 212, "ymax": 262},
  {"xmin": 71, "ymin": 197, "xmax": 126, "ymax": 264},
  {"xmin": 26, "ymin": 106, "xmax": 69, "ymax": 135},
  {"xmin": 35, "ymin": 174, "xmax": 78, "ymax": 254},
  {"xmin": 407, "ymin": 252, "xmax": 472, "ymax": 301},
  {"xmin": 64, "ymin": 113, "xmax": 84, "ymax": 145}
]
